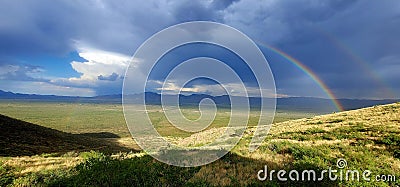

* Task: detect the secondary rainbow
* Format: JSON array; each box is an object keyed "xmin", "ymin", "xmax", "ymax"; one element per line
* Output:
[
  {"xmin": 256, "ymin": 41, "xmax": 344, "ymax": 111},
  {"xmin": 316, "ymin": 29, "xmax": 396, "ymax": 99}
]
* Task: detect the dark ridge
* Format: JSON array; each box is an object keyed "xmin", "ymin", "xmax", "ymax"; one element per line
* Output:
[
  {"xmin": 79, "ymin": 132, "xmax": 121, "ymax": 139},
  {"xmin": 0, "ymin": 114, "xmax": 135, "ymax": 157}
]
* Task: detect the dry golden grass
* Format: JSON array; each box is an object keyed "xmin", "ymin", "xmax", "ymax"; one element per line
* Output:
[
  {"xmin": 0, "ymin": 153, "xmax": 82, "ymax": 176},
  {"xmin": 184, "ymin": 102, "xmax": 400, "ymax": 145},
  {"xmin": 178, "ymin": 102, "xmax": 400, "ymax": 186}
]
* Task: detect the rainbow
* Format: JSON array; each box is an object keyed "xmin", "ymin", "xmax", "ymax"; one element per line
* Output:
[
  {"xmin": 316, "ymin": 29, "xmax": 396, "ymax": 99},
  {"xmin": 256, "ymin": 42, "xmax": 344, "ymax": 111}
]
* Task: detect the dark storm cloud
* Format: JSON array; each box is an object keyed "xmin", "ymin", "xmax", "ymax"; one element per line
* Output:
[
  {"xmin": 169, "ymin": 0, "xmax": 239, "ymax": 22},
  {"xmin": 170, "ymin": 1, "xmax": 219, "ymax": 22},
  {"xmin": 0, "ymin": 0, "xmax": 80, "ymax": 56},
  {"xmin": 211, "ymin": 0, "xmax": 240, "ymax": 10},
  {"xmin": 0, "ymin": 0, "xmax": 171, "ymax": 56},
  {"xmin": 98, "ymin": 73, "xmax": 119, "ymax": 81},
  {"xmin": 222, "ymin": 0, "xmax": 400, "ymax": 98},
  {"xmin": 0, "ymin": 0, "xmax": 241, "ymax": 58},
  {"xmin": 0, "ymin": 0, "xmax": 399, "ymax": 98}
]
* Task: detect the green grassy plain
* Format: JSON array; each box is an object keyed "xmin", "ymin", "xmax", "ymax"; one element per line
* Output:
[
  {"xmin": 0, "ymin": 101, "xmax": 320, "ymax": 138},
  {"xmin": 0, "ymin": 100, "xmax": 399, "ymax": 186},
  {"xmin": 0, "ymin": 101, "xmax": 130, "ymax": 137}
]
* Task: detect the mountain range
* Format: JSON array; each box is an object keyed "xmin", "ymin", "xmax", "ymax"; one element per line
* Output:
[{"xmin": 0, "ymin": 90, "xmax": 398, "ymax": 112}]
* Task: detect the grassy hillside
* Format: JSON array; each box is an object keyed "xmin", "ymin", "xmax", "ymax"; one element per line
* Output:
[
  {"xmin": 177, "ymin": 102, "xmax": 400, "ymax": 186},
  {"xmin": 0, "ymin": 102, "xmax": 399, "ymax": 186}
]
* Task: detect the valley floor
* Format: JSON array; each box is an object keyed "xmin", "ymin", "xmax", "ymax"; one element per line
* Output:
[{"xmin": 1, "ymin": 102, "xmax": 399, "ymax": 186}]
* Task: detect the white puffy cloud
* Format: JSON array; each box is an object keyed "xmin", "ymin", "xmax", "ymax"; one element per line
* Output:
[
  {"xmin": 48, "ymin": 44, "xmax": 144, "ymax": 95},
  {"xmin": 71, "ymin": 45, "xmax": 131, "ymax": 81},
  {"xmin": 41, "ymin": 42, "xmax": 153, "ymax": 95}
]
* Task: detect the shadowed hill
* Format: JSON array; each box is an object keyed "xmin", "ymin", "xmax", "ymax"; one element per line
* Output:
[{"xmin": 0, "ymin": 114, "xmax": 134, "ymax": 156}]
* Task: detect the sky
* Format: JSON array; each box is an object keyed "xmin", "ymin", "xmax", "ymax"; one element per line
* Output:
[{"xmin": 0, "ymin": 0, "xmax": 399, "ymax": 99}]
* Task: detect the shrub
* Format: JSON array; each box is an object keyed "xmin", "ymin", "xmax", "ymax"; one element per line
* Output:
[
  {"xmin": 328, "ymin": 119, "xmax": 344, "ymax": 123},
  {"xmin": 322, "ymin": 134, "xmax": 335, "ymax": 140},
  {"xmin": 380, "ymin": 134, "xmax": 400, "ymax": 146},
  {"xmin": 0, "ymin": 162, "xmax": 15, "ymax": 186},
  {"xmin": 394, "ymin": 150, "xmax": 400, "ymax": 159},
  {"xmin": 52, "ymin": 154, "xmax": 200, "ymax": 186},
  {"xmin": 289, "ymin": 146, "xmax": 326, "ymax": 160},
  {"xmin": 304, "ymin": 127, "xmax": 326, "ymax": 134}
]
